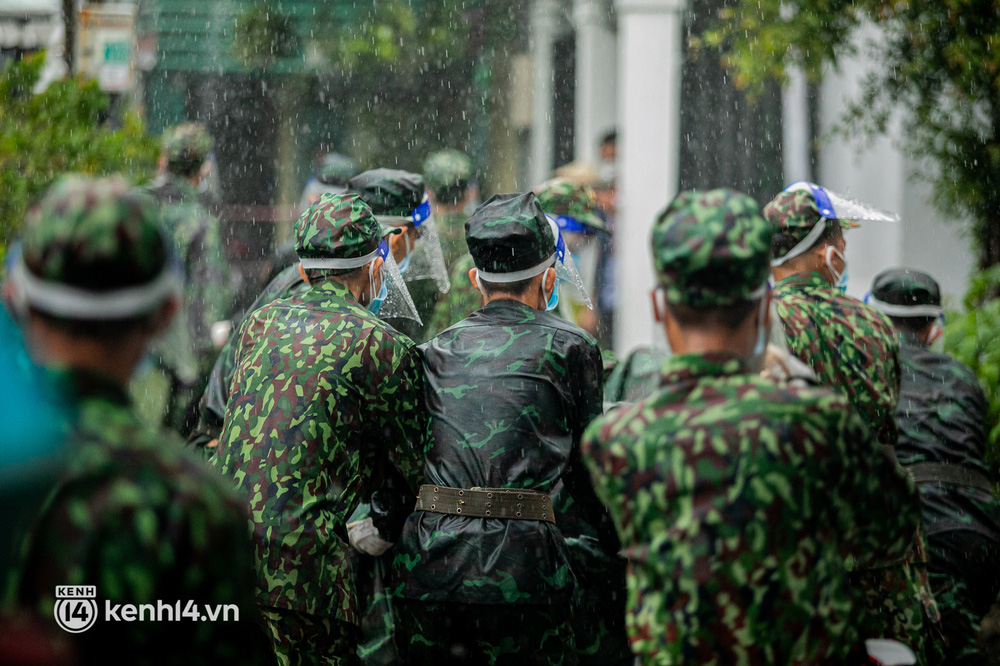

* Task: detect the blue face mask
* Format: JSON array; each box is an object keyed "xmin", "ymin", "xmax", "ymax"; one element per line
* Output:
[
  {"xmin": 397, "ymin": 253, "xmax": 412, "ymax": 274},
  {"xmin": 826, "ymin": 246, "xmax": 848, "ymax": 293},
  {"xmin": 545, "ymin": 277, "xmax": 560, "ymax": 312},
  {"xmin": 368, "ymin": 279, "xmax": 388, "ymax": 314}
]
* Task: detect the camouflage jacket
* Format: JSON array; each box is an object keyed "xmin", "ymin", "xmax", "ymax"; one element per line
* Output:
[
  {"xmin": 145, "ymin": 175, "xmax": 232, "ymax": 372},
  {"xmin": 393, "ymin": 299, "xmax": 608, "ymax": 605},
  {"xmin": 425, "ymin": 253, "xmax": 481, "ymax": 338},
  {"xmin": 190, "ymin": 264, "xmax": 308, "ymax": 448},
  {"xmin": 774, "ymin": 271, "xmax": 901, "ymax": 445},
  {"xmin": 12, "ymin": 369, "xmax": 264, "ymax": 664},
  {"xmin": 435, "ymin": 209, "xmax": 469, "ymax": 269},
  {"xmin": 582, "ymin": 352, "xmax": 920, "ymax": 665},
  {"xmin": 896, "ymin": 333, "xmax": 1000, "ymax": 606},
  {"xmin": 210, "ymin": 279, "xmax": 427, "ymax": 622}
]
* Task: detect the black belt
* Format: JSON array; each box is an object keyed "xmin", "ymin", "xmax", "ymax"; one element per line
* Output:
[
  {"xmin": 414, "ymin": 484, "xmax": 556, "ymax": 524},
  {"xmin": 906, "ymin": 462, "xmax": 993, "ymax": 493}
]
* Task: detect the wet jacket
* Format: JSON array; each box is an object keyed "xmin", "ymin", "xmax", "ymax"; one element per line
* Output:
[
  {"xmin": 774, "ymin": 271, "xmax": 901, "ymax": 446},
  {"xmin": 582, "ymin": 352, "xmax": 919, "ymax": 665},
  {"xmin": 210, "ymin": 279, "xmax": 426, "ymax": 623},
  {"xmin": 393, "ymin": 299, "xmax": 607, "ymax": 606},
  {"xmin": 13, "ymin": 370, "xmax": 265, "ymax": 664}
]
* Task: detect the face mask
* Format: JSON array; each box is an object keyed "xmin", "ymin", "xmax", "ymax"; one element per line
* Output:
[
  {"xmin": 825, "ymin": 246, "xmax": 848, "ymax": 292},
  {"xmin": 367, "ymin": 261, "xmax": 387, "ymax": 314},
  {"xmin": 397, "ymin": 253, "xmax": 412, "ymax": 274},
  {"xmin": 545, "ymin": 277, "xmax": 561, "ymax": 312}
]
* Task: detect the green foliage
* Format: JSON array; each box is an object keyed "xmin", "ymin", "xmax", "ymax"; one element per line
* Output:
[
  {"xmin": 232, "ymin": 2, "xmax": 300, "ymax": 68},
  {"xmin": 944, "ymin": 266, "xmax": 1000, "ymax": 465},
  {"xmin": 0, "ymin": 53, "xmax": 158, "ymax": 247},
  {"xmin": 709, "ymin": 0, "xmax": 1000, "ymax": 267}
]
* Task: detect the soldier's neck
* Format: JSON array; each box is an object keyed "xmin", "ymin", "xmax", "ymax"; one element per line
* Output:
[
  {"xmin": 27, "ymin": 319, "xmax": 144, "ymax": 389},
  {"xmin": 663, "ymin": 323, "xmax": 756, "ymax": 359}
]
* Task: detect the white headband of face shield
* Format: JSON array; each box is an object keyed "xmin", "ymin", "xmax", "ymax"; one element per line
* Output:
[
  {"xmin": 770, "ymin": 220, "xmax": 829, "ymax": 268},
  {"xmin": 12, "ymin": 257, "xmax": 179, "ymax": 320},
  {"xmin": 867, "ymin": 296, "xmax": 943, "ymax": 318},
  {"xmin": 475, "ymin": 254, "xmax": 556, "ymax": 283},
  {"xmin": 297, "ymin": 246, "xmax": 381, "ymax": 271}
]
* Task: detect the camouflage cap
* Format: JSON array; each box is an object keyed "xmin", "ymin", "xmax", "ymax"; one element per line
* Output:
[
  {"xmin": 534, "ymin": 177, "xmax": 605, "ymax": 233},
  {"xmin": 162, "ymin": 123, "xmax": 213, "ymax": 175},
  {"xmin": 423, "ymin": 150, "xmax": 472, "ymax": 202},
  {"xmin": 869, "ymin": 268, "xmax": 943, "ymax": 317},
  {"xmin": 347, "ymin": 169, "xmax": 425, "ymax": 220},
  {"xmin": 652, "ymin": 188, "xmax": 772, "ymax": 308},
  {"xmin": 763, "ymin": 185, "xmax": 860, "ymax": 251},
  {"xmin": 316, "ymin": 153, "xmax": 359, "ymax": 188},
  {"xmin": 18, "ymin": 175, "xmax": 176, "ymax": 319},
  {"xmin": 294, "ymin": 192, "xmax": 381, "ymax": 261},
  {"xmin": 466, "ymin": 193, "xmax": 556, "ymax": 278}
]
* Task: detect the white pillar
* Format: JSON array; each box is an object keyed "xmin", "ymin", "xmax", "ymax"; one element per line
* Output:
[
  {"xmin": 573, "ymin": 0, "xmax": 617, "ymax": 165},
  {"xmin": 782, "ymin": 66, "xmax": 811, "ymax": 184},
  {"xmin": 613, "ymin": 0, "xmax": 685, "ymax": 356},
  {"xmin": 529, "ymin": 0, "xmax": 560, "ymax": 186}
]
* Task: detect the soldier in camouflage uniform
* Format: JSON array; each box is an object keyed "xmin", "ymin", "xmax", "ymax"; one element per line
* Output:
[
  {"xmin": 143, "ymin": 122, "xmax": 233, "ymax": 434},
  {"xmin": 392, "ymin": 193, "xmax": 613, "ymax": 665},
  {"xmin": 348, "ymin": 168, "xmax": 437, "ymax": 341},
  {"xmin": 424, "ymin": 149, "xmax": 475, "ymax": 267},
  {"xmin": 581, "ymin": 188, "xmax": 921, "ymax": 665},
  {"xmin": 869, "ymin": 268, "xmax": 1000, "ymax": 666},
  {"xmin": 210, "ymin": 192, "xmax": 427, "ymax": 666},
  {"xmin": 425, "ymin": 179, "xmax": 607, "ymax": 339},
  {"xmin": 9, "ymin": 176, "xmax": 266, "ymax": 664},
  {"xmin": 764, "ymin": 186, "xmax": 941, "ymax": 660}
]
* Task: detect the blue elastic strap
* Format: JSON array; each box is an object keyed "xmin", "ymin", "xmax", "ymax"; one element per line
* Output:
[
  {"xmin": 411, "ymin": 199, "xmax": 431, "ymax": 226},
  {"xmin": 555, "ymin": 232, "xmax": 566, "ymax": 263},
  {"xmin": 806, "ymin": 182, "xmax": 836, "ymax": 219},
  {"xmin": 555, "ymin": 215, "xmax": 590, "ymax": 235},
  {"xmin": 863, "ymin": 290, "xmax": 872, "ymax": 304}
]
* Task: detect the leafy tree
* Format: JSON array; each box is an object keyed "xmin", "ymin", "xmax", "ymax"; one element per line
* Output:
[
  {"xmin": 0, "ymin": 53, "xmax": 158, "ymax": 247},
  {"xmin": 705, "ymin": 0, "xmax": 1000, "ymax": 268}
]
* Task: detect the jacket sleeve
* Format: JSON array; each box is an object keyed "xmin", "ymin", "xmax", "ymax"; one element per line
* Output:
[
  {"xmin": 380, "ymin": 342, "xmax": 428, "ymax": 495},
  {"xmin": 826, "ymin": 398, "xmax": 919, "ymax": 565}
]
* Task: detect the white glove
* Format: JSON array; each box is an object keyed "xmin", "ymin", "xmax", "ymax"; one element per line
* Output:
[{"xmin": 347, "ymin": 517, "xmax": 394, "ymax": 556}]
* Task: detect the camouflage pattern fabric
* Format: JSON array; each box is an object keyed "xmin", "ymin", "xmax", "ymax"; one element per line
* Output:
[
  {"xmin": 652, "ymin": 189, "xmax": 771, "ymax": 307},
  {"xmin": 348, "ymin": 169, "xmax": 425, "ymax": 219},
  {"xmin": 603, "ymin": 346, "xmax": 671, "ymax": 406},
  {"xmin": 11, "ymin": 370, "xmax": 268, "ymax": 665},
  {"xmin": 317, "ymin": 153, "xmax": 359, "ymax": 189},
  {"xmin": 535, "ymin": 178, "xmax": 605, "ymax": 232},
  {"xmin": 393, "ymin": 300, "xmax": 606, "ymax": 605},
  {"xmin": 262, "ymin": 607, "xmax": 360, "ymax": 666},
  {"xmin": 22, "ymin": 175, "xmax": 168, "ymax": 288},
  {"xmin": 143, "ymin": 174, "xmax": 232, "ymax": 431},
  {"xmin": 295, "ymin": 192, "xmax": 382, "ymax": 260},
  {"xmin": 188, "ymin": 264, "xmax": 309, "ymax": 450},
  {"xmin": 210, "ymin": 278, "xmax": 426, "ymax": 635},
  {"xmin": 773, "ymin": 272, "xmax": 941, "ymax": 658},
  {"xmin": 436, "ymin": 209, "xmax": 469, "ymax": 270},
  {"xmin": 764, "ymin": 188, "xmax": 859, "ymax": 245},
  {"xmin": 396, "ymin": 599, "xmax": 576, "ymax": 666},
  {"xmin": 896, "ymin": 331, "xmax": 1000, "ymax": 665},
  {"xmin": 162, "ymin": 122, "xmax": 213, "ymax": 176},
  {"xmin": 423, "ymin": 149, "xmax": 472, "ymax": 205},
  {"xmin": 467, "ymin": 193, "xmax": 555, "ymax": 275},
  {"xmin": 773, "ymin": 272, "xmax": 901, "ymax": 445},
  {"xmin": 425, "ymin": 253, "xmax": 480, "ymax": 338},
  {"xmin": 582, "ymin": 351, "xmax": 920, "ymax": 665}
]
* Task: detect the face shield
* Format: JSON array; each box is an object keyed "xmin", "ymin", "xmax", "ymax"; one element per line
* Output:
[
  {"xmin": 379, "ymin": 195, "xmax": 450, "ymax": 294},
  {"xmin": 546, "ymin": 216, "xmax": 593, "ymax": 310},
  {"xmin": 771, "ymin": 181, "xmax": 899, "ymax": 268},
  {"xmin": 298, "ymin": 239, "xmax": 421, "ymax": 324}
]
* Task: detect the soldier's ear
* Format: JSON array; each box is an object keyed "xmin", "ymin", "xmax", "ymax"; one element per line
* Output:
[
  {"xmin": 297, "ymin": 263, "xmax": 311, "ymax": 286},
  {"xmin": 651, "ymin": 288, "xmax": 664, "ymax": 323}
]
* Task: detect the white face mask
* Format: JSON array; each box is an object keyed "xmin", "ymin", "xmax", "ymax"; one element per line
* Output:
[{"xmin": 825, "ymin": 246, "xmax": 848, "ymax": 292}]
